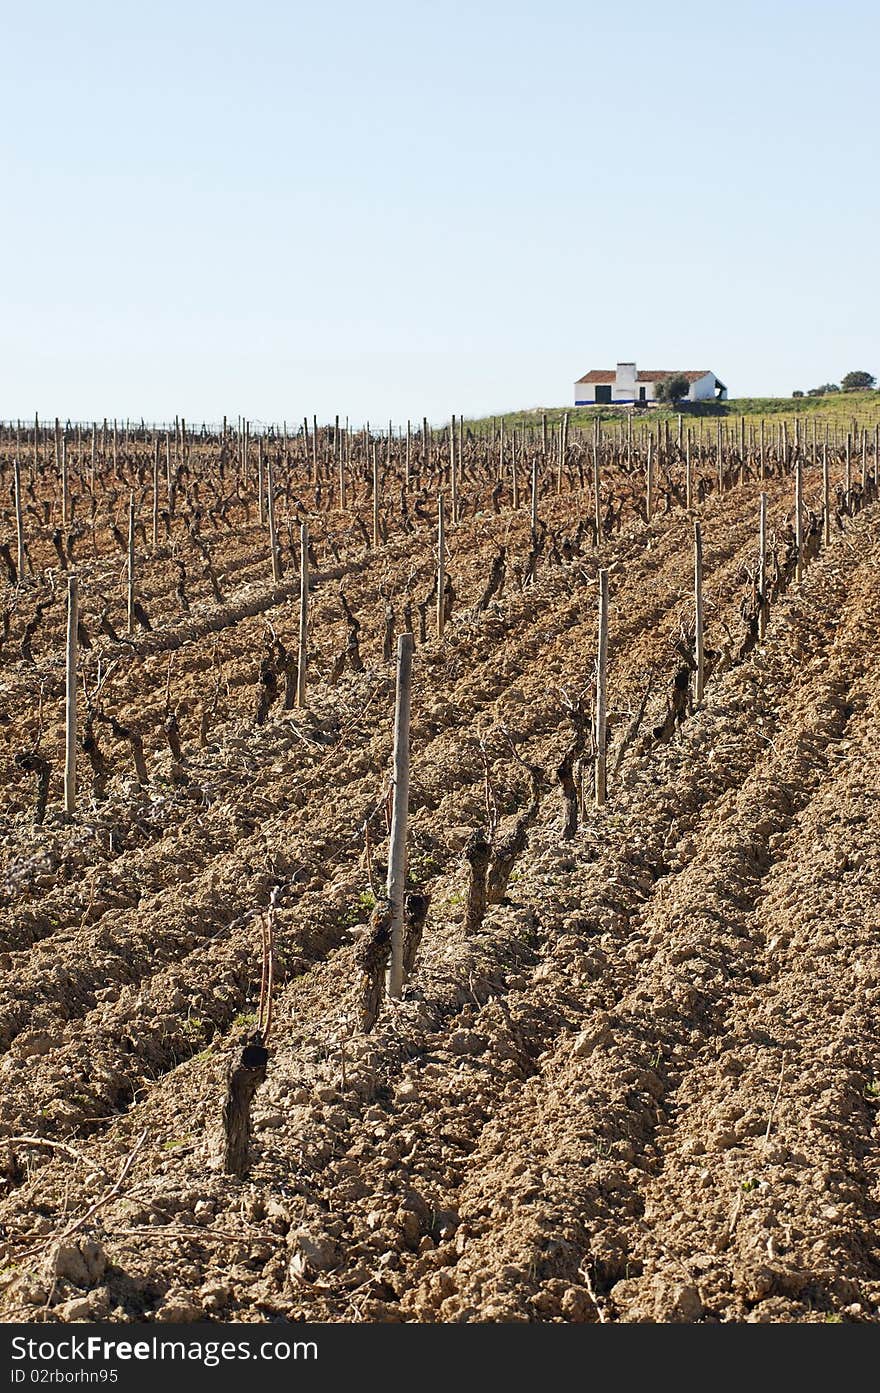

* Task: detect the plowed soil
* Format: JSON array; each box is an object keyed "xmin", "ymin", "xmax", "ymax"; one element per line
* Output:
[{"xmin": 1, "ymin": 449, "xmax": 878, "ymax": 1325}]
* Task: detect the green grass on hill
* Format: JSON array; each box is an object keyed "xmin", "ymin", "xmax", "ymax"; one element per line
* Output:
[{"xmin": 461, "ymin": 391, "xmax": 880, "ymax": 437}]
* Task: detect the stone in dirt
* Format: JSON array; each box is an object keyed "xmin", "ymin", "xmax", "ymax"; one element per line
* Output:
[
  {"xmin": 49, "ymin": 1239, "xmax": 107, "ymax": 1289},
  {"xmin": 448, "ymin": 1030, "xmax": 488, "ymax": 1056},
  {"xmin": 289, "ymin": 1229, "xmax": 339, "ymax": 1280},
  {"xmin": 155, "ymin": 1291, "xmax": 203, "ymax": 1322}
]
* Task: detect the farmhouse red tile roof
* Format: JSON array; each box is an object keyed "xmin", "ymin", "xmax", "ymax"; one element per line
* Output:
[{"xmin": 576, "ymin": 369, "xmax": 711, "ymax": 384}]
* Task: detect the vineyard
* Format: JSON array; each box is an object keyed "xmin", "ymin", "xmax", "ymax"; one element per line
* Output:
[{"xmin": 0, "ymin": 409, "xmax": 878, "ymax": 1325}]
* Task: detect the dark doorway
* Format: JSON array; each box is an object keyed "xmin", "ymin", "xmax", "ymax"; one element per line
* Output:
[
  {"xmin": 639, "ymin": 387, "xmax": 646, "ymax": 402},
  {"xmin": 595, "ymin": 385, "xmax": 612, "ymax": 403}
]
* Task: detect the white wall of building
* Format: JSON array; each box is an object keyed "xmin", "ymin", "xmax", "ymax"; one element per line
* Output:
[
  {"xmin": 574, "ymin": 382, "xmax": 600, "ymax": 403},
  {"xmin": 574, "ymin": 369, "xmax": 725, "ymax": 406},
  {"xmin": 689, "ymin": 372, "xmax": 717, "ymax": 401}
]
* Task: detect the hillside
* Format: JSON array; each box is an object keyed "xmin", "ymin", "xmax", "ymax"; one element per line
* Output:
[{"xmin": 462, "ymin": 391, "xmax": 880, "ymax": 437}]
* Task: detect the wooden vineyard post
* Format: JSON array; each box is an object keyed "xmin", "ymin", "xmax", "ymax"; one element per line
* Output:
[
  {"xmin": 685, "ymin": 432, "xmax": 693, "ymax": 511},
  {"xmin": 126, "ymin": 491, "xmax": 136, "ymax": 633},
  {"xmin": 387, "ymin": 632, "xmax": 414, "ymax": 1000},
  {"xmin": 152, "ymin": 436, "xmax": 160, "ymax": 549},
  {"xmin": 795, "ymin": 448, "xmax": 804, "ymax": 582},
  {"xmin": 65, "ymin": 574, "xmax": 78, "ymax": 819},
  {"xmin": 267, "ymin": 451, "xmax": 280, "ymax": 582},
  {"xmin": 257, "ymin": 436, "xmax": 265, "ymax": 527},
  {"xmin": 61, "ymin": 433, "xmax": 69, "ymax": 529},
  {"xmin": 694, "ymin": 521, "xmax": 704, "ymax": 705},
  {"xmin": 450, "ymin": 415, "xmax": 459, "ymax": 525},
  {"xmin": 557, "ymin": 411, "xmax": 569, "ymax": 494},
  {"xmin": 759, "ymin": 418, "xmax": 765, "ymax": 481},
  {"xmin": 845, "ymin": 433, "xmax": 851, "ymax": 500},
  {"xmin": 457, "ymin": 413, "xmax": 464, "ymax": 517},
  {"xmin": 296, "ymin": 520, "xmax": 308, "ymax": 707},
  {"xmin": 372, "ymin": 443, "xmax": 379, "ymax": 548},
  {"xmin": 404, "ymin": 419, "xmax": 411, "ymax": 491},
  {"xmin": 595, "ymin": 567, "xmax": 609, "ymax": 807},
  {"xmin": 166, "ymin": 432, "xmax": 173, "ymax": 512},
  {"xmin": 436, "ymin": 494, "xmax": 446, "ymax": 638},
  {"xmin": 758, "ymin": 493, "xmax": 768, "ymax": 641},
  {"xmin": 677, "ymin": 412, "xmax": 683, "ymax": 452},
  {"xmin": 338, "ymin": 434, "xmax": 347, "ymax": 510},
  {"xmin": 14, "ymin": 455, "xmax": 25, "ymax": 581},
  {"xmin": 716, "ymin": 421, "xmax": 723, "ymax": 495},
  {"xmin": 592, "ymin": 436, "xmax": 601, "ymax": 543},
  {"xmin": 823, "ymin": 444, "xmax": 831, "ymax": 547},
  {"xmin": 530, "ymin": 455, "xmax": 538, "ymax": 536},
  {"xmin": 646, "ymin": 435, "xmax": 654, "ymax": 524}
]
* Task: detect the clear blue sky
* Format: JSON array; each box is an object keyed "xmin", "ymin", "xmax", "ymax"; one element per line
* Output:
[{"xmin": 1, "ymin": 0, "xmax": 877, "ymax": 427}]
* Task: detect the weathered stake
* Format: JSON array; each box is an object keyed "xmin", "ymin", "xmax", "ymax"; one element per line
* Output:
[
  {"xmin": 595, "ymin": 567, "xmax": 609, "ymax": 807},
  {"xmin": 126, "ymin": 492, "xmax": 136, "ymax": 633},
  {"xmin": 257, "ymin": 436, "xmax": 265, "ymax": 527},
  {"xmin": 152, "ymin": 437, "xmax": 160, "ymax": 549},
  {"xmin": 794, "ymin": 449, "xmax": 804, "ymax": 582},
  {"xmin": 557, "ymin": 411, "xmax": 569, "ymax": 493},
  {"xmin": 387, "ymin": 633, "xmax": 414, "ymax": 1000},
  {"xmin": 436, "ymin": 494, "xmax": 446, "ymax": 639},
  {"xmin": 61, "ymin": 434, "xmax": 69, "ymax": 529},
  {"xmin": 530, "ymin": 455, "xmax": 538, "ymax": 535},
  {"xmin": 267, "ymin": 451, "xmax": 280, "ymax": 582},
  {"xmin": 645, "ymin": 436, "xmax": 654, "ymax": 524},
  {"xmin": 694, "ymin": 521, "xmax": 704, "ymax": 704},
  {"xmin": 296, "ymin": 521, "xmax": 308, "ymax": 707},
  {"xmin": 65, "ymin": 575, "xmax": 78, "ymax": 818},
  {"xmin": 758, "ymin": 492, "xmax": 768, "ymax": 641},
  {"xmin": 13, "ymin": 456, "xmax": 25, "ymax": 580}
]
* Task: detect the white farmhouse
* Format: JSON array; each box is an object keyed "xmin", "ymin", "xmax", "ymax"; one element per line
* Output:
[{"xmin": 574, "ymin": 362, "xmax": 727, "ymax": 406}]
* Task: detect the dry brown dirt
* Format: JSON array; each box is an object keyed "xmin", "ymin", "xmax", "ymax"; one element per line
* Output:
[{"xmin": 0, "ymin": 446, "xmax": 878, "ymax": 1325}]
